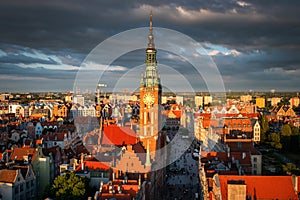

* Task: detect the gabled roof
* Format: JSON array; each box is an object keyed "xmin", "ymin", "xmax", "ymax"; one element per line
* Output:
[
  {"xmin": 102, "ymin": 126, "xmax": 136, "ymax": 146},
  {"xmin": 218, "ymin": 175, "xmax": 298, "ymax": 199},
  {"xmin": 13, "ymin": 165, "xmax": 34, "ymax": 179},
  {"xmin": 0, "ymin": 169, "xmax": 18, "ymax": 183}
]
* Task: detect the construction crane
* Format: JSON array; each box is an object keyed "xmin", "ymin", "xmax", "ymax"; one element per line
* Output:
[{"xmin": 96, "ymin": 83, "xmax": 107, "ymax": 104}]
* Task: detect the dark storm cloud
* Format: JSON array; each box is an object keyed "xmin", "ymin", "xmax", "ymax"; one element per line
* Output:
[
  {"xmin": 1, "ymin": 0, "xmax": 299, "ymax": 53},
  {"xmin": 148, "ymin": 0, "xmax": 300, "ymax": 53},
  {"xmin": 0, "ymin": 0, "xmax": 299, "ymax": 91},
  {"xmin": 0, "ymin": 0, "xmax": 143, "ymax": 52}
]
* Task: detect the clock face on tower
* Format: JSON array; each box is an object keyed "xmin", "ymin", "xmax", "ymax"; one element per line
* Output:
[{"xmin": 143, "ymin": 92, "xmax": 155, "ymax": 106}]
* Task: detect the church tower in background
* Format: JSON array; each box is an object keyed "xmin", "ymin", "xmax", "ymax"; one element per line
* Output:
[{"xmin": 139, "ymin": 11, "xmax": 162, "ymax": 159}]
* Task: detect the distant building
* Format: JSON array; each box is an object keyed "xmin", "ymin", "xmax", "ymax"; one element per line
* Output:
[
  {"xmin": 204, "ymin": 96, "xmax": 212, "ymax": 105},
  {"xmin": 52, "ymin": 104, "xmax": 68, "ymax": 118},
  {"xmin": 211, "ymin": 174, "xmax": 299, "ymax": 200},
  {"xmin": 240, "ymin": 95, "xmax": 252, "ymax": 103},
  {"xmin": 30, "ymin": 107, "xmax": 51, "ymax": 119},
  {"xmin": 73, "ymin": 95, "xmax": 84, "ymax": 106},
  {"xmin": 161, "ymin": 96, "xmax": 167, "ymax": 104},
  {"xmin": 35, "ymin": 122, "xmax": 43, "ymax": 139},
  {"xmin": 40, "ymin": 132, "xmax": 65, "ymax": 149},
  {"xmin": 75, "ymin": 116, "xmax": 99, "ymax": 137},
  {"xmin": 9, "ymin": 147, "xmax": 54, "ymax": 198},
  {"xmin": 290, "ymin": 97, "xmax": 300, "ymax": 107},
  {"xmin": 0, "ymin": 93, "xmax": 10, "ymax": 101},
  {"xmin": 271, "ymin": 97, "xmax": 281, "ymax": 107},
  {"xmin": 195, "ymin": 96, "xmax": 203, "ymax": 107},
  {"xmin": 176, "ymin": 96, "xmax": 183, "ymax": 105},
  {"xmin": 255, "ymin": 97, "xmax": 265, "ymax": 108},
  {"xmin": 226, "ymin": 142, "xmax": 262, "ymax": 175},
  {"xmin": 0, "ymin": 167, "xmax": 36, "ymax": 200},
  {"xmin": 8, "ymin": 104, "xmax": 24, "ymax": 118},
  {"xmin": 108, "ymin": 94, "xmax": 137, "ymax": 103},
  {"xmin": 273, "ymin": 105, "xmax": 297, "ymax": 117},
  {"xmin": 75, "ymin": 157, "xmax": 110, "ymax": 188},
  {"xmin": 65, "ymin": 92, "xmax": 73, "ymax": 103}
]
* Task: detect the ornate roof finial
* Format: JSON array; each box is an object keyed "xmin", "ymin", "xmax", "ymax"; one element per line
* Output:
[{"xmin": 147, "ymin": 10, "xmax": 155, "ymax": 49}]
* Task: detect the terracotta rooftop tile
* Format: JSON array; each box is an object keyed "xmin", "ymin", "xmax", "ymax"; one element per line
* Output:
[
  {"xmin": 0, "ymin": 169, "xmax": 18, "ymax": 183},
  {"xmin": 219, "ymin": 175, "xmax": 298, "ymax": 200},
  {"xmin": 75, "ymin": 161, "xmax": 110, "ymax": 171},
  {"xmin": 102, "ymin": 126, "xmax": 136, "ymax": 146},
  {"xmin": 10, "ymin": 147, "xmax": 37, "ymax": 162}
]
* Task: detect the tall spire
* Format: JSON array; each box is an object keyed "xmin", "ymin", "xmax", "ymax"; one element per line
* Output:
[
  {"xmin": 141, "ymin": 10, "xmax": 160, "ymax": 88},
  {"xmin": 147, "ymin": 10, "xmax": 155, "ymax": 49}
]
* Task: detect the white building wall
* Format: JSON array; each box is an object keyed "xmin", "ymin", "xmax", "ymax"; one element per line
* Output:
[{"xmin": 253, "ymin": 121, "xmax": 261, "ymax": 142}]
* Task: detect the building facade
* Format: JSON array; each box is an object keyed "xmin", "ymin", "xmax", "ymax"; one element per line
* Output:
[{"xmin": 139, "ymin": 11, "xmax": 162, "ymax": 159}]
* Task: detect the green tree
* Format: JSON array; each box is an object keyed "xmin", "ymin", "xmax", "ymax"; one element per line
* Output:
[
  {"xmin": 281, "ymin": 124, "xmax": 292, "ymax": 137},
  {"xmin": 260, "ymin": 114, "xmax": 269, "ymax": 142},
  {"xmin": 281, "ymin": 124, "xmax": 292, "ymax": 151},
  {"xmin": 282, "ymin": 163, "xmax": 300, "ymax": 175},
  {"xmin": 291, "ymin": 126, "xmax": 299, "ymax": 136},
  {"xmin": 50, "ymin": 173, "xmax": 91, "ymax": 200},
  {"xmin": 268, "ymin": 132, "xmax": 282, "ymax": 150}
]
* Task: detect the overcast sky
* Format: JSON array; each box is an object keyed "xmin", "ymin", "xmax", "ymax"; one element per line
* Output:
[{"xmin": 0, "ymin": 0, "xmax": 300, "ymax": 93}]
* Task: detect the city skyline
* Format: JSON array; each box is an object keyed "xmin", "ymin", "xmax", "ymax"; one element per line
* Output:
[{"xmin": 1, "ymin": 1, "xmax": 300, "ymax": 92}]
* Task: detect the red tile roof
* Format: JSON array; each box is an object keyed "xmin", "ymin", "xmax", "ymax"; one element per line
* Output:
[
  {"xmin": 163, "ymin": 110, "xmax": 182, "ymax": 118},
  {"xmin": 201, "ymin": 118, "xmax": 219, "ymax": 129},
  {"xmin": 222, "ymin": 118, "xmax": 253, "ymax": 132},
  {"xmin": 99, "ymin": 182, "xmax": 139, "ymax": 200},
  {"xmin": 218, "ymin": 175, "xmax": 298, "ymax": 200},
  {"xmin": 10, "ymin": 147, "xmax": 37, "ymax": 162},
  {"xmin": 36, "ymin": 139, "xmax": 43, "ymax": 145},
  {"xmin": 102, "ymin": 126, "xmax": 136, "ymax": 146},
  {"xmin": 196, "ymin": 113, "xmax": 260, "ymax": 119},
  {"xmin": 75, "ymin": 161, "xmax": 110, "ymax": 171},
  {"xmin": 0, "ymin": 169, "xmax": 18, "ymax": 183},
  {"xmin": 215, "ymin": 113, "xmax": 260, "ymax": 118}
]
